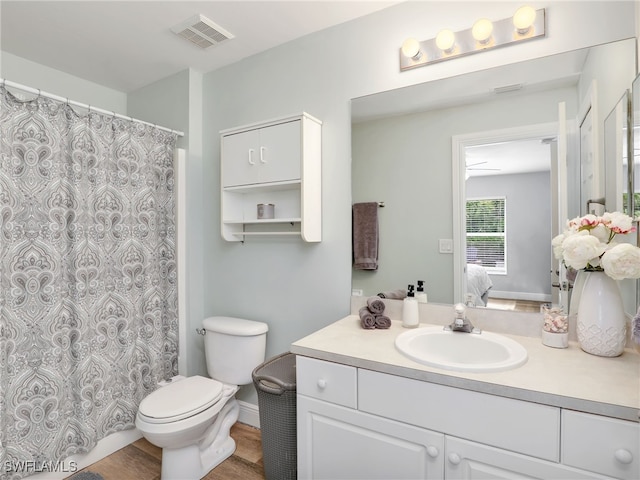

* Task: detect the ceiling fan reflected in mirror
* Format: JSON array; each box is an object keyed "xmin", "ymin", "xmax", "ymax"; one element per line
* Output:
[
  {"xmin": 465, "ymin": 160, "xmax": 501, "ymax": 180},
  {"xmin": 466, "ymin": 160, "xmax": 501, "ymax": 172}
]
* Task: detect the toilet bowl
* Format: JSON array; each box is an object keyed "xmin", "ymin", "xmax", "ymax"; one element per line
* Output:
[{"xmin": 135, "ymin": 316, "xmax": 268, "ymax": 480}]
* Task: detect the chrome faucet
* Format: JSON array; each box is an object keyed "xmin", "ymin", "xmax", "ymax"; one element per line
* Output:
[{"xmin": 444, "ymin": 303, "xmax": 481, "ymax": 334}]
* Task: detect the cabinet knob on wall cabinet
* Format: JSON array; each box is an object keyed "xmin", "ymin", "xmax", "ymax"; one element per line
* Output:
[
  {"xmin": 317, "ymin": 379, "xmax": 327, "ymax": 389},
  {"xmin": 426, "ymin": 446, "xmax": 439, "ymax": 458},
  {"xmin": 260, "ymin": 146, "xmax": 267, "ymax": 163},
  {"xmin": 448, "ymin": 453, "xmax": 461, "ymax": 465},
  {"xmin": 614, "ymin": 449, "xmax": 633, "ymax": 464},
  {"xmin": 248, "ymin": 148, "xmax": 256, "ymax": 165}
]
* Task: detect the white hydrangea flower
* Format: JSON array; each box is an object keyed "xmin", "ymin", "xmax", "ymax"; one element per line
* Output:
[
  {"xmin": 555, "ymin": 212, "xmax": 640, "ymax": 279},
  {"xmin": 601, "ymin": 243, "xmax": 640, "ymax": 280},
  {"xmin": 561, "ymin": 231, "xmax": 606, "ymax": 270},
  {"xmin": 551, "ymin": 233, "xmax": 566, "ymax": 260}
]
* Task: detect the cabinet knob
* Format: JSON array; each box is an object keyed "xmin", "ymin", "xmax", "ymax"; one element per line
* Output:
[
  {"xmin": 426, "ymin": 446, "xmax": 439, "ymax": 458},
  {"xmin": 317, "ymin": 379, "xmax": 327, "ymax": 389},
  {"xmin": 615, "ymin": 449, "xmax": 633, "ymax": 464},
  {"xmin": 260, "ymin": 146, "xmax": 267, "ymax": 163},
  {"xmin": 448, "ymin": 453, "xmax": 461, "ymax": 465},
  {"xmin": 248, "ymin": 148, "xmax": 256, "ymax": 165}
]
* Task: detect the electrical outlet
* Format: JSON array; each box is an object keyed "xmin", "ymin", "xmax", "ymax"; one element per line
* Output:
[
  {"xmin": 439, "ymin": 239, "xmax": 453, "ymax": 253},
  {"xmin": 351, "ymin": 289, "xmax": 363, "ymax": 296}
]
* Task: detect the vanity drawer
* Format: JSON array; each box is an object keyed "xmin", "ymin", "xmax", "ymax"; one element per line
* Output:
[
  {"xmin": 358, "ymin": 369, "xmax": 560, "ymax": 461},
  {"xmin": 296, "ymin": 356, "xmax": 357, "ymax": 408},
  {"xmin": 562, "ymin": 410, "xmax": 639, "ymax": 480}
]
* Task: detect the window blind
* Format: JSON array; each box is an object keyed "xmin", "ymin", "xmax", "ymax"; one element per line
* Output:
[{"xmin": 466, "ymin": 198, "xmax": 506, "ymax": 273}]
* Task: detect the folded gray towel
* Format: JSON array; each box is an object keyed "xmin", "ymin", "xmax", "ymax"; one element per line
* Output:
[
  {"xmin": 377, "ymin": 289, "xmax": 407, "ymax": 300},
  {"xmin": 359, "ymin": 306, "xmax": 376, "ymax": 329},
  {"xmin": 374, "ymin": 314, "xmax": 391, "ymax": 329},
  {"xmin": 366, "ymin": 296, "xmax": 385, "ymax": 314},
  {"xmin": 352, "ymin": 202, "xmax": 379, "ymax": 270}
]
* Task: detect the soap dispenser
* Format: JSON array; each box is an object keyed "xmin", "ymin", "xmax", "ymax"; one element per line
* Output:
[
  {"xmin": 416, "ymin": 281, "xmax": 428, "ymax": 303},
  {"xmin": 402, "ymin": 284, "xmax": 419, "ymax": 328}
]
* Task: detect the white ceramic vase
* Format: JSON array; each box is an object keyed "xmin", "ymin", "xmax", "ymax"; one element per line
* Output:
[
  {"xmin": 568, "ymin": 269, "xmax": 587, "ymax": 318},
  {"xmin": 576, "ymin": 270, "xmax": 627, "ymax": 357}
]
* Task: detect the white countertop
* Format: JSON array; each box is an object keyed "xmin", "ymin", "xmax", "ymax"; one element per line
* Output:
[{"xmin": 291, "ymin": 314, "xmax": 640, "ymax": 422}]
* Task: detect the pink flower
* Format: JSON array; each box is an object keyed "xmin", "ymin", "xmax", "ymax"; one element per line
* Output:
[
  {"xmin": 579, "ymin": 214, "xmax": 599, "ymax": 227},
  {"xmin": 601, "ymin": 212, "xmax": 636, "ymax": 234}
]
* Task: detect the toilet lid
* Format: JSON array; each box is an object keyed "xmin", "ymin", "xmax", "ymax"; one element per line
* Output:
[{"xmin": 138, "ymin": 376, "xmax": 223, "ymax": 423}]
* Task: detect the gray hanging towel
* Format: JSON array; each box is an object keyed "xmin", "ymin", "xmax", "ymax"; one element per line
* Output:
[{"xmin": 352, "ymin": 202, "xmax": 379, "ymax": 270}]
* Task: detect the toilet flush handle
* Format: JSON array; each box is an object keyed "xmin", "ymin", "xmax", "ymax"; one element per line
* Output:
[{"xmin": 196, "ymin": 328, "xmax": 206, "ymax": 336}]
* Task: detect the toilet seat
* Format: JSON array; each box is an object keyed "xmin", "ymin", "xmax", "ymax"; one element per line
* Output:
[{"xmin": 138, "ymin": 376, "xmax": 223, "ymax": 424}]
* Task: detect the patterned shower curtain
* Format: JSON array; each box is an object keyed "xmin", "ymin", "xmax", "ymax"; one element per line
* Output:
[{"xmin": 0, "ymin": 87, "xmax": 178, "ymax": 478}]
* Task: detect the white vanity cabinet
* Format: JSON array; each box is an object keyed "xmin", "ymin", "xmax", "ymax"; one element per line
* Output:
[
  {"xmin": 297, "ymin": 356, "xmax": 444, "ymax": 480},
  {"xmin": 562, "ymin": 410, "xmax": 639, "ymax": 479},
  {"xmin": 296, "ymin": 357, "xmax": 638, "ymax": 480},
  {"xmin": 444, "ymin": 437, "xmax": 608, "ymax": 479},
  {"xmin": 220, "ymin": 113, "xmax": 321, "ymax": 241}
]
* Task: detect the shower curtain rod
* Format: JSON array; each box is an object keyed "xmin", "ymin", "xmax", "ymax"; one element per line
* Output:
[{"xmin": 1, "ymin": 78, "xmax": 184, "ymax": 137}]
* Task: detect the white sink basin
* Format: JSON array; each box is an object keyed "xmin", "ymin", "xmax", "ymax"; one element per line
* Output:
[{"xmin": 395, "ymin": 326, "xmax": 528, "ymax": 372}]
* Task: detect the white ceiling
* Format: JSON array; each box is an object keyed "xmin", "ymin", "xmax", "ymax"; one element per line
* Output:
[
  {"xmin": 0, "ymin": 0, "xmax": 400, "ymax": 92},
  {"xmin": 465, "ymin": 138, "xmax": 552, "ymax": 178}
]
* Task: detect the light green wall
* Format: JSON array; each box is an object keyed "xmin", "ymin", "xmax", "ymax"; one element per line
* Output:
[
  {"xmin": 352, "ymin": 86, "xmax": 577, "ymax": 301},
  {"xmin": 202, "ymin": 1, "xmax": 636, "ymax": 405},
  {"xmin": 0, "ymin": 51, "xmax": 126, "ymax": 113}
]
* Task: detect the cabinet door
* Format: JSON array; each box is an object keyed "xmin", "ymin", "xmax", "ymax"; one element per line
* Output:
[
  {"xmin": 562, "ymin": 410, "xmax": 639, "ymax": 480},
  {"xmin": 445, "ymin": 437, "xmax": 613, "ymax": 480},
  {"xmin": 222, "ymin": 129, "xmax": 261, "ymax": 187},
  {"xmin": 257, "ymin": 120, "xmax": 301, "ymax": 184},
  {"xmin": 298, "ymin": 395, "xmax": 444, "ymax": 480}
]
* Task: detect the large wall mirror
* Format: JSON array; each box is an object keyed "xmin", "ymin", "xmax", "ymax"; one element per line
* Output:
[{"xmin": 352, "ymin": 37, "xmax": 637, "ymax": 315}]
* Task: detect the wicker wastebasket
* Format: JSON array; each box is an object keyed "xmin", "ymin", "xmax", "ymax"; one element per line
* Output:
[{"xmin": 252, "ymin": 352, "xmax": 297, "ymax": 480}]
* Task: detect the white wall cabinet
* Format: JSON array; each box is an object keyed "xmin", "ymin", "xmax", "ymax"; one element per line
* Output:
[
  {"xmin": 297, "ymin": 356, "xmax": 638, "ymax": 480},
  {"xmin": 220, "ymin": 113, "xmax": 321, "ymax": 241}
]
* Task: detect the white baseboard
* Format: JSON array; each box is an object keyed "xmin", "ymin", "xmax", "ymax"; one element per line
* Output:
[
  {"xmin": 28, "ymin": 428, "xmax": 142, "ymax": 480},
  {"xmin": 26, "ymin": 401, "xmax": 260, "ymax": 480},
  {"xmin": 238, "ymin": 400, "xmax": 261, "ymax": 428},
  {"xmin": 490, "ymin": 290, "xmax": 552, "ymax": 302}
]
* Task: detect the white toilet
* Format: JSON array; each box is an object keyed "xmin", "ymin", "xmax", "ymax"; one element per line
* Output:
[{"xmin": 135, "ymin": 316, "xmax": 268, "ymax": 480}]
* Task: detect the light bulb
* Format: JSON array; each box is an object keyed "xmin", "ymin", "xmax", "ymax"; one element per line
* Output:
[
  {"xmin": 435, "ymin": 29, "xmax": 455, "ymax": 52},
  {"xmin": 472, "ymin": 18, "xmax": 494, "ymax": 44},
  {"xmin": 513, "ymin": 5, "xmax": 536, "ymax": 35},
  {"xmin": 401, "ymin": 38, "xmax": 422, "ymax": 59}
]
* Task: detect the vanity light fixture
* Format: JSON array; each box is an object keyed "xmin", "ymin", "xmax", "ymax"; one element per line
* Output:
[
  {"xmin": 472, "ymin": 18, "xmax": 494, "ymax": 46},
  {"xmin": 399, "ymin": 6, "xmax": 545, "ymax": 71},
  {"xmin": 513, "ymin": 5, "xmax": 537, "ymax": 36},
  {"xmin": 401, "ymin": 37, "xmax": 422, "ymax": 60},
  {"xmin": 435, "ymin": 29, "xmax": 456, "ymax": 54}
]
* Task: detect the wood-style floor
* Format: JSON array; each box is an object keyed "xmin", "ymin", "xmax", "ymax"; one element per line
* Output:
[
  {"xmin": 486, "ymin": 298, "xmax": 547, "ymax": 312},
  {"xmin": 66, "ymin": 423, "xmax": 265, "ymax": 480}
]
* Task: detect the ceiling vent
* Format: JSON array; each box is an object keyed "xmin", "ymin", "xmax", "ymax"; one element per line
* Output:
[
  {"xmin": 171, "ymin": 14, "xmax": 234, "ymax": 49},
  {"xmin": 493, "ymin": 83, "xmax": 524, "ymax": 94}
]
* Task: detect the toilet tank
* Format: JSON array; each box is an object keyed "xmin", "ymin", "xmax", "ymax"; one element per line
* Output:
[{"xmin": 202, "ymin": 316, "xmax": 268, "ymax": 385}]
